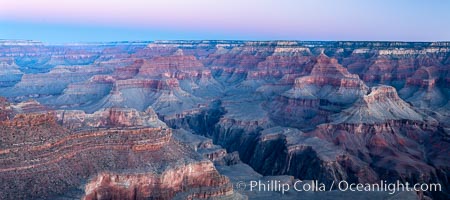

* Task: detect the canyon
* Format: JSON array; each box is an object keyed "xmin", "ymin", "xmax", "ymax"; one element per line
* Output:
[{"xmin": 0, "ymin": 40, "xmax": 449, "ymax": 199}]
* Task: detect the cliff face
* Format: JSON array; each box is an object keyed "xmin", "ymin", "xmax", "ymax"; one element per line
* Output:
[
  {"xmin": 83, "ymin": 161, "xmax": 232, "ymax": 200},
  {"xmin": 332, "ymin": 85, "xmax": 424, "ymax": 123},
  {"xmin": 0, "ymin": 40, "xmax": 449, "ymax": 199},
  {"xmin": 138, "ymin": 55, "xmax": 205, "ymax": 76},
  {"xmin": 0, "ymin": 99, "xmax": 236, "ymax": 200},
  {"xmin": 268, "ymin": 54, "xmax": 369, "ymax": 129}
]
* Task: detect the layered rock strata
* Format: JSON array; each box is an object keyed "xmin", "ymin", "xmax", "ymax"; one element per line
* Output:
[{"xmin": 0, "ymin": 40, "xmax": 449, "ymax": 199}]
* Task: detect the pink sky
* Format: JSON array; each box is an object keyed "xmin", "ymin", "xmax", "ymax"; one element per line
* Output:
[{"xmin": 1, "ymin": 0, "xmax": 449, "ymax": 42}]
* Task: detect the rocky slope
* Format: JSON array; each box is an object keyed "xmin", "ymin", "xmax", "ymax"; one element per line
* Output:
[
  {"xmin": 0, "ymin": 99, "xmax": 237, "ymax": 200},
  {"xmin": 269, "ymin": 53, "xmax": 369, "ymax": 129}
]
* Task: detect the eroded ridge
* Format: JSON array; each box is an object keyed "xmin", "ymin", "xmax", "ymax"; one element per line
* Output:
[{"xmin": 0, "ymin": 99, "xmax": 235, "ymax": 200}]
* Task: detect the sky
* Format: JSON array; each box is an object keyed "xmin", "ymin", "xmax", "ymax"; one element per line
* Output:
[{"xmin": 0, "ymin": 0, "xmax": 449, "ymax": 43}]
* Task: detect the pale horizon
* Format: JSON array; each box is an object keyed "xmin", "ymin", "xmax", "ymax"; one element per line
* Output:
[{"xmin": 1, "ymin": 0, "xmax": 449, "ymax": 42}]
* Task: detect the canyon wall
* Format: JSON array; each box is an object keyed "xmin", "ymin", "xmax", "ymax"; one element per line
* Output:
[{"xmin": 0, "ymin": 40, "xmax": 449, "ymax": 199}]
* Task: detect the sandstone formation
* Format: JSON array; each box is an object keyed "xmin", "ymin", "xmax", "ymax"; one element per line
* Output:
[{"xmin": 0, "ymin": 99, "xmax": 237, "ymax": 199}]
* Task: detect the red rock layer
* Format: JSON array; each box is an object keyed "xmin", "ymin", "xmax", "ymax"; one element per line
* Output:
[
  {"xmin": 0, "ymin": 99, "xmax": 234, "ymax": 200},
  {"xmin": 0, "ymin": 118, "xmax": 233, "ymax": 200},
  {"xmin": 83, "ymin": 161, "xmax": 232, "ymax": 200},
  {"xmin": 404, "ymin": 66, "xmax": 440, "ymax": 89},
  {"xmin": 307, "ymin": 121, "xmax": 446, "ymax": 184},
  {"xmin": 0, "ymin": 111, "xmax": 57, "ymax": 127},
  {"xmin": 291, "ymin": 54, "xmax": 367, "ymax": 93},
  {"xmin": 113, "ymin": 59, "xmax": 144, "ymax": 79},
  {"xmin": 111, "ymin": 78, "xmax": 180, "ymax": 92},
  {"xmin": 0, "ymin": 97, "xmax": 11, "ymax": 120},
  {"xmin": 138, "ymin": 55, "xmax": 204, "ymax": 76}
]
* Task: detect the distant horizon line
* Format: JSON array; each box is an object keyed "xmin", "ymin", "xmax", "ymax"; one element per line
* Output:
[{"xmin": 1, "ymin": 39, "xmax": 450, "ymax": 45}]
